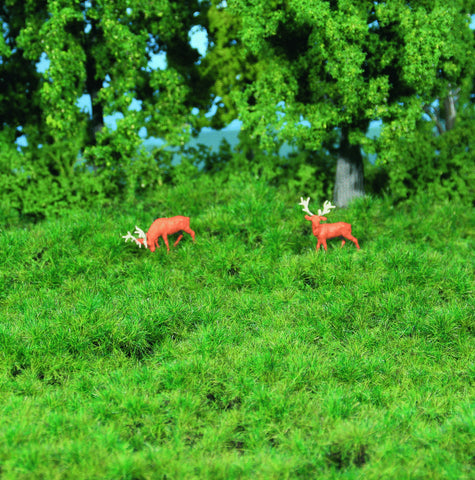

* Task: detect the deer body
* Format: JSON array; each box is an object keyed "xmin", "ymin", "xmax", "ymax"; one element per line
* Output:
[
  {"xmin": 144, "ymin": 216, "xmax": 195, "ymax": 252},
  {"xmin": 123, "ymin": 216, "xmax": 195, "ymax": 253},
  {"xmin": 305, "ymin": 215, "xmax": 359, "ymax": 251},
  {"xmin": 299, "ymin": 197, "xmax": 360, "ymax": 251}
]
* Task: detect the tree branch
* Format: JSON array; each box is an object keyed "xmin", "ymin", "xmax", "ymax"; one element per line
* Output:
[{"xmin": 424, "ymin": 105, "xmax": 445, "ymax": 135}]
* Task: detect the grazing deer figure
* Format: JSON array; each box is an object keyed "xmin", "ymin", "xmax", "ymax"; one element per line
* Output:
[
  {"xmin": 299, "ymin": 197, "xmax": 360, "ymax": 251},
  {"xmin": 122, "ymin": 216, "xmax": 195, "ymax": 253}
]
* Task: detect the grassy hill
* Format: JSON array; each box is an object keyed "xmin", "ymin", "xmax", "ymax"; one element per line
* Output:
[{"xmin": 0, "ymin": 174, "xmax": 473, "ymax": 479}]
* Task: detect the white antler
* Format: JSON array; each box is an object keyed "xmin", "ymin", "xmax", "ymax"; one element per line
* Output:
[
  {"xmin": 299, "ymin": 197, "xmax": 315, "ymax": 216},
  {"xmin": 134, "ymin": 226, "xmax": 148, "ymax": 249},
  {"xmin": 318, "ymin": 200, "xmax": 336, "ymax": 216},
  {"xmin": 122, "ymin": 231, "xmax": 142, "ymax": 246},
  {"xmin": 122, "ymin": 231, "xmax": 134, "ymax": 242},
  {"xmin": 122, "ymin": 226, "xmax": 148, "ymax": 249}
]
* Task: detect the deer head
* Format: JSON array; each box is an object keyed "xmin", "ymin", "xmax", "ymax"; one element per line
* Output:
[{"xmin": 122, "ymin": 225, "xmax": 148, "ymax": 249}]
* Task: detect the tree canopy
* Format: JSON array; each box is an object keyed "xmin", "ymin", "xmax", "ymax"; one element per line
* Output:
[
  {"xmin": 225, "ymin": 0, "xmax": 474, "ymax": 205},
  {"xmin": 1, "ymin": 0, "xmax": 215, "ymax": 215},
  {"xmin": 1, "ymin": 0, "xmax": 474, "ymax": 218},
  {"xmin": 4, "ymin": 0, "xmax": 217, "ymax": 144}
]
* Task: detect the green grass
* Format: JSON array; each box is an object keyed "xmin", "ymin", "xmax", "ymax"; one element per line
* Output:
[{"xmin": 0, "ymin": 175, "xmax": 473, "ymax": 479}]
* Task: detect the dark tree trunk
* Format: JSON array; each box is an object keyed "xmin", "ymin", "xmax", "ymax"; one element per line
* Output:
[
  {"xmin": 87, "ymin": 76, "xmax": 104, "ymax": 143},
  {"xmin": 333, "ymin": 127, "xmax": 365, "ymax": 208}
]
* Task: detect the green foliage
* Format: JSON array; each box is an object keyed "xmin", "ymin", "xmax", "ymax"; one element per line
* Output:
[
  {"xmin": 222, "ymin": 0, "xmax": 474, "ymax": 202},
  {"xmin": 194, "ymin": 130, "xmax": 336, "ymax": 200},
  {"xmin": 386, "ymin": 113, "xmax": 475, "ymax": 202},
  {"xmin": 227, "ymin": 0, "xmax": 388, "ymax": 148},
  {"xmin": 200, "ymin": 0, "xmax": 261, "ymax": 128},
  {"xmin": 0, "ymin": 131, "xmax": 91, "ymax": 222},
  {"xmin": 0, "ymin": 177, "xmax": 473, "ymax": 478},
  {"xmin": 11, "ymin": 0, "xmax": 208, "ymax": 144},
  {"xmin": 1, "ymin": 0, "xmax": 214, "ymax": 218}
]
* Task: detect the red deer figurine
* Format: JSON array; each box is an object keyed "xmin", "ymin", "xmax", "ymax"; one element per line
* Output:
[
  {"xmin": 122, "ymin": 216, "xmax": 195, "ymax": 253},
  {"xmin": 299, "ymin": 197, "xmax": 360, "ymax": 251}
]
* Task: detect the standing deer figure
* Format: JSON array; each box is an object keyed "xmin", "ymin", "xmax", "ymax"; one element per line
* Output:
[
  {"xmin": 122, "ymin": 216, "xmax": 195, "ymax": 253},
  {"xmin": 299, "ymin": 197, "xmax": 360, "ymax": 251}
]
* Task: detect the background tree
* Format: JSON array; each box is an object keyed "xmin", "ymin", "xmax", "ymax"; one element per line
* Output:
[
  {"xmin": 225, "ymin": 0, "xmax": 474, "ymax": 206},
  {"xmin": 1, "ymin": 0, "xmax": 214, "ymax": 217},
  {"xmin": 371, "ymin": 1, "xmax": 475, "ymax": 202},
  {"xmin": 200, "ymin": 1, "xmax": 334, "ymax": 195},
  {"xmin": 13, "ymin": 0, "xmax": 213, "ymax": 143}
]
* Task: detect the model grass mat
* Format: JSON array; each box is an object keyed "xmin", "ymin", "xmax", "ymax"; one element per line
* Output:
[{"xmin": 0, "ymin": 179, "xmax": 473, "ymax": 479}]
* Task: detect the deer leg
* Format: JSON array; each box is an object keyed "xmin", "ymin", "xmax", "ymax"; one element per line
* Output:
[
  {"xmin": 343, "ymin": 234, "xmax": 360, "ymax": 250},
  {"xmin": 148, "ymin": 236, "xmax": 159, "ymax": 252},
  {"xmin": 322, "ymin": 239, "xmax": 328, "ymax": 251},
  {"xmin": 341, "ymin": 239, "xmax": 346, "ymax": 248},
  {"xmin": 183, "ymin": 226, "xmax": 196, "ymax": 243},
  {"xmin": 316, "ymin": 239, "xmax": 322, "ymax": 251},
  {"xmin": 162, "ymin": 234, "xmax": 170, "ymax": 252},
  {"xmin": 173, "ymin": 234, "xmax": 184, "ymax": 247}
]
